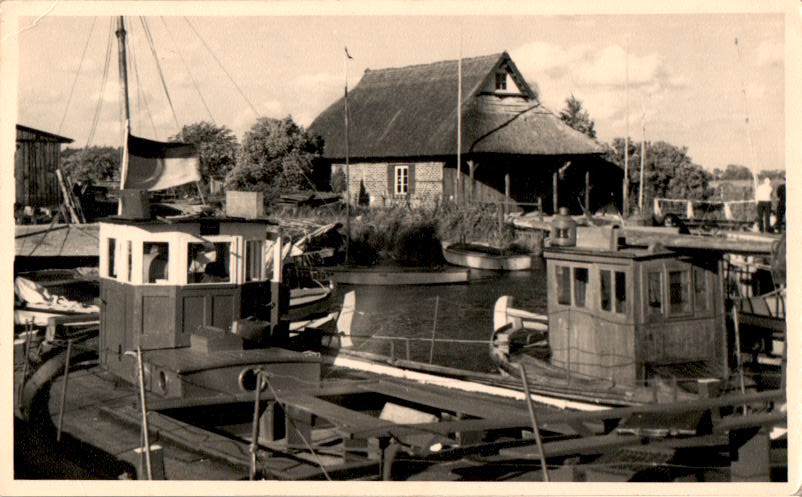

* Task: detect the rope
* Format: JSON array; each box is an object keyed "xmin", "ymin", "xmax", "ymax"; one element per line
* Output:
[
  {"xmin": 140, "ymin": 17, "xmax": 181, "ymax": 133},
  {"xmin": 183, "ymin": 17, "xmax": 260, "ymax": 118},
  {"xmin": 127, "ymin": 23, "xmax": 158, "ymax": 138},
  {"xmin": 86, "ymin": 18, "xmax": 114, "ymax": 147},
  {"xmin": 58, "ymin": 17, "xmax": 97, "ymax": 134},
  {"xmin": 159, "ymin": 16, "xmax": 215, "ymax": 124}
]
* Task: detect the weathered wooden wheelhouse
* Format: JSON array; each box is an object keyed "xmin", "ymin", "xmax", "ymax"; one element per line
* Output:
[
  {"xmin": 96, "ymin": 197, "xmax": 319, "ymax": 399},
  {"xmin": 543, "ymin": 234, "xmax": 727, "ymax": 389}
]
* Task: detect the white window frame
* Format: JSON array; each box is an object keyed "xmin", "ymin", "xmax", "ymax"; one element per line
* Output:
[{"xmin": 394, "ymin": 165, "xmax": 409, "ymax": 195}]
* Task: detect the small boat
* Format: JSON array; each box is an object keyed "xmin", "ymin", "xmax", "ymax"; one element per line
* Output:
[
  {"xmin": 442, "ymin": 242, "xmax": 534, "ymax": 271},
  {"xmin": 287, "ymin": 280, "xmax": 334, "ymax": 321},
  {"xmin": 327, "ymin": 266, "xmax": 469, "ymax": 286},
  {"xmin": 14, "ymin": 274, "xmax": 99, "ymax": 328}
]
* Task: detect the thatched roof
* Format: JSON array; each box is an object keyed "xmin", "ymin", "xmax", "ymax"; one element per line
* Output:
[{"xmin": 308, "ymin": 52, "xmax": 603, "ymax": 160}]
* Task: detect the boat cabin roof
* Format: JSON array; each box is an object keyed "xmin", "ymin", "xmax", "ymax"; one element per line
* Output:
[
  {"xmin": 543, "ymin": 245, "xmax": 678, "ymax": 263},
  {"xmin": 97, "ymin": 215, "xmax": 278, "ymax": 286}
]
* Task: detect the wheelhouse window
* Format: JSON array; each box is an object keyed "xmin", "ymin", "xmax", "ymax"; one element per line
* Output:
[
  {"xmin": 573, "ymin": 267, "xmax": 588, "ymax": 308},
  {"xmin": 143, "ymin": 242, "xmax": 169, "ymax": 283},
  {"xmin": 669, "ymin": 270, "xmax": 691, "ymax": 314},
  {"xmin": 600, "ymin": 269, "xmax": 627, "ymax": 314},
  {"xmin": 647, "ymin": 271, "xmax": 663, "ymax": 316},
  {"xmin": 694, "ymin": 267, "xmax": 708, "ymax": 312},
  {"xmin": 245, "ymin": 240, "xmax": 263, "ymax": 282},
  {"xmin": 615, "ymin": 271, "xmax": 627, "ymax": 314},
  {"xmin": 394, "ymin": 165, "xmax": 408, "ymax": 195},
  {"xmin": 556, "ymin": 265, "xmax": 571, "ymax": 305},
  {"xmin": 107, "ymin": 238, "xmax": 117, "ymax": 278},
  {"xmin": 188, "ymin": 241, "xmax": 231, "ymax": 284}
]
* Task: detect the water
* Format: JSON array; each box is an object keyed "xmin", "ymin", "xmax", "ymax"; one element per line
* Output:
[{"xmin": 331, "ymin": 259, "xmax": 547, "ymax": 374}]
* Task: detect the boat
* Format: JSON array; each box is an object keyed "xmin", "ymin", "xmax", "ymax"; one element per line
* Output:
[
  {"xmin": 327, "ymin": 266, "xmax": 469, "ymax": 285},
  {"xmin": 288, "ymin": 280, "xmax": 334, "ymax": 321},
  {"xmin": 442, "ymin": 241, "xmax": 535, "ymax": 271},
  {"xmin": 489, "ymin": 214, "xmax": 782, "ymax": 407}
]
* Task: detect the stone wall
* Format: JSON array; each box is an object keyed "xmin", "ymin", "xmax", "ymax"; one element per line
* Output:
[{"xmin": 332, "ymin": 161, "xmax": 444, "ymax": 208}]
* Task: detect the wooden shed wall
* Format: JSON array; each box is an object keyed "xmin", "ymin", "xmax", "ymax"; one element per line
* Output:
[{"xmin": 15, "ymin": 135, "xmax": 62, "ymax": 207}]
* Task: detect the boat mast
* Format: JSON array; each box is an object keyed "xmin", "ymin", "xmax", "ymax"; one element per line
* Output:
[
  {"xmin": 344, "ymin": 47, "xmax": 352, "ymax": 265},
  {"xmin": 623, "ymin": 37, "xmax": 629, "ymax": 218},
  {"xmin": 455, "ymin": 25, "xmax": 462, "ymax": 206},
  {"xmin": 638, "ymin": 103, "xmax": 645, "ymax": 211},
  {"xmin": 116, "ymin": 16, "xmax": 131, "ymax": 201}
]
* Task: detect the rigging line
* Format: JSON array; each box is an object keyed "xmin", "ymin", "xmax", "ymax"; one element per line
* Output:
[
  {"xmin": 183, "ymin": 16, "xmax": 261, "ymax": 118},
  {"xmin": 139, "ymin": 17, "xmax": 181, "ymax": 133},
  {"xmin": 127, "ymin": 22, "xmax": 158, "ymax": 138},
  {"xmin": 159, "ymin": 16, "xmax": 215, "ymax": 124},
  {"xmin": 58, "ymin": 17, "xmax": 98, "ymax": 134},
  {"xmin": 86, "ymin": 18, "xmax": 114, "ymax": 147}
]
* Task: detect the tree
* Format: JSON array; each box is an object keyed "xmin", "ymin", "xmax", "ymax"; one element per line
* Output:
[
  {"xmin": 61, "ymin": 146, "xmax": 121, "ymax": 184},
  {"xmin": 559, "ymin": 94, "xmax": 597, "ymax": 139},
  {"xmin": 170, "ymin": 122, "xmax": 238, "ymax": 194},
  {"xmin": 605, "ymin": 138, "xmax": 713, "ymax": 214},
  {"xmin": 226, "ymin": 116, "xmax": 323, "ymax": 200},
  {"xmin": 719, "ymin": 164, "xmax": 753, "ymax": 180}
]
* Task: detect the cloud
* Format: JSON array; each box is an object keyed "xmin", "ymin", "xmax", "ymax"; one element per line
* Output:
[{"xmin": 295, "ymin": 72, "xmax": 340, "ymax": 90}]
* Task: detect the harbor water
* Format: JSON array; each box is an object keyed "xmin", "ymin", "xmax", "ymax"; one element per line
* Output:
[{"xmin": 330, "ymin": 259, "xmax": 547, "ymax": 373}]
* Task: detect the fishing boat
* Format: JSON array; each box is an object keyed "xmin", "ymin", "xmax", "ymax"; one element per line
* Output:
[
  {"xmin": 490, "ymin": 215, "xmax": 777, "ymax": 406},
  {"xmin": 442, "ymin": 241, "xmax": 535, "ymax": 271},
  {"xmin": 327, "ymin": 266, "xmax": 469, "ymax": 286}
]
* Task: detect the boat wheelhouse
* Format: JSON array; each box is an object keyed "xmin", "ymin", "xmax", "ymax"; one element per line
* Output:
[
  {"xmin": 96, "ymin": 199, "xmax": 319, "ymax": 399},
  {"xmin": 542, "ymin": 232, "xmax": 727, "ymax": 390}
]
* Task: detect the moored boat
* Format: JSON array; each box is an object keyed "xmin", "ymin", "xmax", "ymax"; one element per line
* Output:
[
  {"xmin": 489, "ymin": 218, "xmax": 777, "ymax": 406},
  {"xmin": 442, "ymin": 241, "xmax": 535, "ymax": 271}
]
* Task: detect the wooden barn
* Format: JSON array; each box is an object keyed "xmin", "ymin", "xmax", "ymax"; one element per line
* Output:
[
  {"xmin": 15, "ymin": 124, "xmax": 73, "ymax": 208},
  {"xmin": 309, "ymin": 52, "xmax": 622, "ymax": 213}
]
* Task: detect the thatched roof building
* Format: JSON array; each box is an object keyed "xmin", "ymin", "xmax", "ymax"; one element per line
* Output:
[{"xmin": 309, "ymin": 52, "xmax": 620, "ymax": 213}]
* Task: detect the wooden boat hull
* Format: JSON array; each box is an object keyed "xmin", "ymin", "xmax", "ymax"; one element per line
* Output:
[
  {"xmin": 288, "ymin": 284, "xmax": 333, "ymax": 321},
  {"xmin": 442, "ymin": 242, "xmax": 534, "ymax": 271},
  {"xmin": 328, "ymin": 267, "xmax": 469, "ymax": 286}
]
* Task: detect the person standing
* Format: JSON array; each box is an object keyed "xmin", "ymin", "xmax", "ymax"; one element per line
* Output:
[
  {"xmin": 774, "ymin": 182, "xmax": 786, "ymax": 232},
  {"xmin": 755, "ymin": 176, "xmax": 773, "ymax": 232}
]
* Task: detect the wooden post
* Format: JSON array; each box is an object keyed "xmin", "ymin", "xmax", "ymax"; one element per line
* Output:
[
  {"xmin": 504, "ymin": 166, "xmax": 510, "ymax": 215},
  {"xmin": 249, "ymin": 370, "xmax": 263, "ymax": 480},
  {"xmin": 553, "ymin": 171, "xmax": 558, "ymax": 214},
  {"xmin": 429, "ymin": 296, "xmax": 439, "ymax": 364},
  {"xmin": 405, "ymin": 339, "xmax": 411, "ymax": 361},
  {"xmin": 56, "ymin": 339, "xmax": 73, "ymax": 442},
  {"xmin": 468, "ymin": 160, "xmax": 475, "ymax": 204},
  {"xmin": 585, "ymin": 169, "xmax": 590, "ymax": 212},
  {"xmin": 732, "ymin": 307, "xmax": 747, "ymax": 414},
  {"xmin": 517, "ymin": 363, "xmax": 550, "ymax": 482}
]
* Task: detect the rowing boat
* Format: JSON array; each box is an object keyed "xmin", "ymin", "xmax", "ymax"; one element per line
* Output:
[{"xmin": 442, "ymin": 242, "xmax": 535, "ymax": 271}]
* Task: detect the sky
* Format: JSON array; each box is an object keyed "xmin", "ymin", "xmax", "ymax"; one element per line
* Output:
[{"xmin": 6, "ymin": 4, "xmax": 789, "ymax": 173}]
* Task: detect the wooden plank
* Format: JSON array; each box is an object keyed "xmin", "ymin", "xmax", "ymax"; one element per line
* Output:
[
  {"xmin": 279, "ymin": 393, "xmax": 393, "ymax": 433},
  {"xmin": 359, "ymin": 379, "xmax": 530, "ymax": 422}
]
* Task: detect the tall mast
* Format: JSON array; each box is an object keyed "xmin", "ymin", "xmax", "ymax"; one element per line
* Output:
[
  {"xmin": 344, "ymin": 47, "xmax": 352, "ymax": 265},
  {"xmin": 623, "ymin": 38, "xmax": 629, "ymax": 218},
  {"xmin": 455, "ymin": 25, "xmax": 462, "ymax": 205},
  {"xmin": 116, "ymin": 16, "xmax": 131, "ymax": 196},
  {"xmin": 115, "ymin": 16, "xmax": 130, "ymax": 138},
  {"xmin": 638, "ymin": 104, "xmax": 645, "ymax": 211}
]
